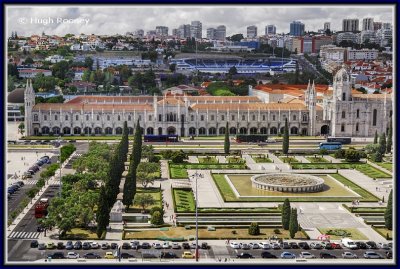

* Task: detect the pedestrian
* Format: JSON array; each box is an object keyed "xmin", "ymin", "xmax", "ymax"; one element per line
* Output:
[
  {"xmin": 376, "ymin": 187, "xmax": 378, "ymax": 191},
  {"xmin": 228, "ymin": 239, "xmax": 230, "ymax": 244}
]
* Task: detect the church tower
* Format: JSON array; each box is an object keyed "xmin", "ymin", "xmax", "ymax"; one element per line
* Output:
[
  {"xmin": 305, "ymin": 80, "xmax": 317, "ymax": 136},
  {"xmin": 24, "ymin": 79, "xmax": 35, "ymax": 136}
]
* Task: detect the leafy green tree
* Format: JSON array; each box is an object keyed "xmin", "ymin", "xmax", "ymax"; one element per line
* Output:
[
  {"xmin": 224, "ymin": 122, "xmax": 230, "ymax": 155},
  {"xmin": 282, "ymin": 118, "xmax": 289, "ymax": 154},
  {"xmin": 96, "ymin": 186, "xmax": 109, "ymax": 238},
  {"xmin": 379, "ymin": 133, "xmax": 386, "ymax": 155},
  {"xmin": 228, "ymin": 66, "xmax": 238, "ymax": 79},
  {"xmin": 84, "ymin": 57, "xmax": 94, "ymax": 70},
  {"xmin": 151, "ymin": 211, "xmax": 164, "ymax": 225},
  {"xmin": 384, "ymin": 190, "xmax": 392, "ymax": 230},
  {"xmin": 18, "ymin": 122, "xmax": 25, "ymax": 135},
  {"xmin": 248, "ymin": 222, "xmax": 260, "ymax": 235},
  {"xmin": 51, "ymin": 61, "xmax": 71, "ymax": 80},
  {"xmin": 281, "ymin": 198, "xmax": 291, "ymax": 230},
  {"xmin": 137, "ymin": 162, "xmax": 160, "ymax": 188},
  {"xmin": 134, "ymin": 193, "xmax": 155, "ymax": 211},
  {"xmin": 371, "ymin": 151, "xmax": 383, "ymax": 162},
  {"xmin": 386, "ymin": 118, "xmax": 392, "ymax": 154},
  {"xmin": 228, "ymin": 34, "xmax": 244, "ymax": 42},
  {"xmin": 169, "ymin": 63, "xmax": 176, "ymax": 73},
  {"xmin": 289, "ymin": 208, "xmax": 299, "ymax": 239},
  {"xmin": 344, "ymin": 149, "xmax": 361, "ymax": 162},
  {"xmin": 374, "ymin": 130, "xmax": 378, "ymax": 144},
  {"xmin": 171, "ymin": 150, "xmax": 187, "ymax": 163}
]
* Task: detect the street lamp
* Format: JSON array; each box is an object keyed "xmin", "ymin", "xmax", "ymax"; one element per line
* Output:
[{"xmin": 190, "ymin": 171, "xmax": 203, "ymax": 262}]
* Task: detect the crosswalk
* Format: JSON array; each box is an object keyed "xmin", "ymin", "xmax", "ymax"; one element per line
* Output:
[
  {"xmin": 23, "ymin": 179, "xmax": 60, "ymax": 185},
  {"xmin": 8, "ymin": 231, "xmax": 40, "ymax": 239}
]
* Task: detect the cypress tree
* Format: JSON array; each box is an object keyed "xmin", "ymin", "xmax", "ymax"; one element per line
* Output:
[
  {"xmin": 281, "ymin": 198, "xmax": 291, "ymax": 230},
  {"xmin": 384, "ymin": 190, "xmax": 392, "ymax": 230},
  {"xmin": 386, "ymin": 118, "xmax": 392, "ymax": 154},
  {"xmin": 289, "ymin": 208, "xmax": 297, "ymax": 239},
  {"xmin": 374, "ymin": 130, "xmax": 378, "ymax": 144},
  {"xmin": 379, "ymin": 132, "xmax": 386, "ymax": 155},
  {"xmin": 224, "ymin": 122, "xmax": 230, "ymax": 155},
  {"xmin": 282, "ymin": 118, "xmax": 289, "ymax": 154},
  {"xmin": 96, "ymin": 186, "xmax": 110, "ymax": 238},
  {"xmin": 132, "ymin": 119, "xmax": 142, "ymax": 170}
]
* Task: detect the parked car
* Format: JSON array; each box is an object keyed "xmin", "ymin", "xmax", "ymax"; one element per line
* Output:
[
  {"xmin": 300, "ymin": 252, "xmax": 315, "ymax": 259},
  {"xmin": 182, "ymin": 242, "xmax": 190, "ymax": 249},
  {"xmin": 46, "ymin": 242, "xmax": 56, "ymax": 249},
  {"xmin": 104, "ymin": 252, "xmax": 115, "ymax": 259},
  {"xmin": 320, "ymin": 252, "xmax": 337, "ymax": 259},
  {"xmin": 201, "ymin": 242, "xmax": 209, "ymax": 249},
  {"xmin": 324, "ymin": 243, "xmax": 333, "ymax": 250},
  {"xmin": 342, "ymin": 252, "xmax": 358, "ymax": 259},
  {"xmin": 365, "ymin": 241, "xmax": 378, "ymax": 249},
  {"xmin": 190, "ymin": 243, "xmax": 200, "ymax": 249},
  {"xmin": 130, "ymin": 241, "xmax": 140, "ymax": 250},
  {"xmin": 281, "ymin": 242, "xmax": 291, "ymax": 249},
  {"xmin": 182, "ymin": 252, "xmax": 194, "ymax": 259},
  {"xmin": 111, "ymin": 243, "xmax": 118, "ymax": 249},
  {"xmin": 377, "ymin": 242, "xmax": 390, "ymax": 250},
  {"xmin": 161, "ymin": 252, "xmax": 178, "ymax": 259},
  {"xmin": 90, "ymin": 242, "xmax": 100, "ymax": 249},
  {"xmin": 84, "ymin": 253, "xmax": 101, "ymax": 259},
  {"xmin": 330, "ymin": 242, "xmax": 342, "ymax": 249},
  {"xmin": 66, "ymin": 252, "xmax": 80, "ymax": 259},
  {"xmin": 249, "ymin": 242, "xmax": 260, "ymax": 249},
  {"xmin": 153, "ymin": 242, "xmax": 163, "ymax": 249},
  {"xmin": 355, "ymin": 242, "xmax": 367, "ymax": 249},
  {"xmin": 82, "ymin": 242, "xmax": 91, "ymax": 250},
  {"xmin": 65, "ymin": 241, "xmax": 74, "ymax": 250},
  {"xmin": 141, "ymin": 242, "xmax": 151, "ymax": 249},
  {"xmin": 101, "ymin": 243, "xmax": 110, "ymax": 250},
  {"xmin": 172, "ymin": 242, "xmax": 181, "ymax": 249},
  {"xmin": 258, "ymin": 242, "xmax": 271, "ymax": 249},
  {"xmin": 121, "ymin": 253, "xmax": 135, "ymax": 259},
  {"xmin": 363, "ymin": 251, "xmax": 382, "ymax": 259},
  {"xmin": 271, "ymin": 242, "xmax": 281, "ymax": 250},
  {"xmin": 56, "ymin": 242, "xmax": 65, "ymax": 249},
  {"xmin": 280, "ymin": 252, "xmax": 296, "ymax": 259},
  {"xmin": 298, "ymin": 242, "xmax": 310, "ymax": 249},
  {"xmin": 240, "ymin": 243, "xmax": 250, "ymax": 250},
  {"xmin": 289, "ymin": 242, "xmax": 300, "ymax": 249},
  {"xmin": 310, "ymin": 242, "xmax": 323, "ymax": 249},
  {"xmin": 261, "ymin": 251, "xmax": 277, "ymax": 259},
  {"xmin": 122, "ymin": 242, "xmax": 131, "ymax": 249},
  {"xmin": 386, "ymin": 251, "xmax": 392, "ymax": 259},
  {"xmin": 237, "ymin": 253, "xmax": 254, "ymax": 259},
  {"xmin": 48, "ymin": 252, "xmax": 64, "ymax": 259},
  {"xmin": 30, "ymin": 240, "xmax": 39, "ymax": 248},
  {"xmin": 162, "ymin": 242, "xmax": 170, "ymax": 249},
  {"xmin": 38, "ymin": 243, "xmax": 46, "ymax": 250},
  {"xmin": 73, "ymin": 241, "xmax": 82, "ymax": 250},
  {"xmin": 230, "ymin": 242, "xmax": 240, "ymax": 249}
]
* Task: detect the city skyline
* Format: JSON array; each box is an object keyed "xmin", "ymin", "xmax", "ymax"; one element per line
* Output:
[{"xmin": 7, "ymin": 5, "xmax": 393, "ymax": 37}]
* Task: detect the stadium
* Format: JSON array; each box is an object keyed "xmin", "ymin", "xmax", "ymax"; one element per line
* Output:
[{"xmin": 169, "ymin": 57, "xmax": 297, "ymax": 74}]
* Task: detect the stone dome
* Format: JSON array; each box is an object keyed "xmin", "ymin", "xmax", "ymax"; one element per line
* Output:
[{"xmin": 335, "ymin": 65, "xmax": 349, "ymax": 82}]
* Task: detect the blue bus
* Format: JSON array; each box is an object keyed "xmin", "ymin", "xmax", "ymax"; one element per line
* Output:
[
  {"xmin": 144, "ymin": 135, "xmax": 179, "ymax": 142},
  {"xmin": 327, "ymin": 137, "xmax": 351, "ymax": 144},
  {"xmin": 319, "ymin": 142, "xmax": 342, "ymax": 150}
]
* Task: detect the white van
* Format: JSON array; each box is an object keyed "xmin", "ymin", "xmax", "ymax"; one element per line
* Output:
[{"xmin": 341, "ymin": 238, "xmax": 358, "ymax": 249}]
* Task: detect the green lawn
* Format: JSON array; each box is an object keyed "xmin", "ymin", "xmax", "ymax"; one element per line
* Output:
[
  {"xmin": 212, "ymin": 173, "xmax": 379, "ymax": 202},
  {"xmin": 279, "ymin": 157, "xmax": 299, "ymax": 163},
  {"xmin": 173, "ymin": 189, "xmax": 196, "ymax": 212},
  {"xmin": 373, "ymin": 227, "xmax": 393, "ymax": 240},
  {"xmin": 318, "ymin": 228, "xmax": 368, "ymax": 240},
  {"xmin": 306, "ymin": 156, "xmax": 329, "ymax": 163},
  {"xmin": 375, "ymin": 162, "xmax": 393, "ymax": 172},
  {"xmin": 128, "ymin": 188, "xmax": 162, "ymax": 212},
  {"xmin": 62, "ymin": 228, "xmax": 101, "ymax": 240},
  {"xmin": 251, "ymin": 155, "xmax": 272, "ymax": 163},
  {"xmin": 226, "ymin": 156, "xmax": 245, "ymax": 164},
  {"xmin": 169, "ymin": 163, "xmax": 247, "ymax": 179},
  {"xmin": 198, "ymin": 156, "xmax": 219, "ymax": 164}
]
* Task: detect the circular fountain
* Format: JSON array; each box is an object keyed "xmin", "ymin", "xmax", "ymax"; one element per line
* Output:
[{"xmin": 251, "ymin": 173, "xmax": 324, "ymax": 193}]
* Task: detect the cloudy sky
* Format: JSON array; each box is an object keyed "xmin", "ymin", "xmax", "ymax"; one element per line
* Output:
[{"xmin": 7, "ymin": 5, "xmax": 393, "ymax": 37}]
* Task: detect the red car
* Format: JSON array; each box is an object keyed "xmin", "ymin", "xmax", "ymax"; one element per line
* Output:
[{"xmin": 331, "ymin": 243, "xmax": 342, "ymax": 249}]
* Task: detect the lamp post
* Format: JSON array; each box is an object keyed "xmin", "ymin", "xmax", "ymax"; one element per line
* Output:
[{"xmin": 190, "ymin": 171, "xmax": 203, "ymax": 262}]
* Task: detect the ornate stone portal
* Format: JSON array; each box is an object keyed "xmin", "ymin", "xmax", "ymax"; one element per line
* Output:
[{"xmin": 251, "ymin": 173, "xmax": 325, "ymax": 193}]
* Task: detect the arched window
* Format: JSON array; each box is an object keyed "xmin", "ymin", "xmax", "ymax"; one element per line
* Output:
[
  {"xmin": 44, "ymin": 115, "xmax": 47, "ymax": 121},
  {"xmin": 280, "ymin": 127, "xmax": 285, "ymax": 134},
  {"xmin": 290, "ymin": 127, "xmax": 298, "ymax": 135},
  {"xmin": 302, "ymin": 114, "xmax": 308, "ymax": 122},
  {"xmin": 97, "ymin": 115, "xmax": 100, "ymax": 121},
  {"xmin": 118, "ymin": 115, "xmax": 121, "ymax": 121},
  {"xmin": 73, "ymin": 127, "xmax": 81, "ymax": 135},
  {"xmin": 231, "ymin": 115, "xmax": 235, "ymax": 121},
  {"xmin": 128, "ymin": 115, "xmax": 131, "ymax": 121},
  {"xmin": 200, "ymin": 115, "xmax": 204, "ymax": 121},
  {"xmin": 65, "ymin": 115, "xmax": 68, "ymax": 121},
  {"xmin": 250, "ymin": 127, "xmax": 257, "ymax": 134},
  {"xmin": 42, "ymin": 126, "xmax": 49, "ymax": 134},
  {"xmin": 221, "ymin": 115, "xmax": 225, "ymax": 121},
  {"xmin": 229, "ymin": 127, "xmax": 237, "ymax": 135},
  {"xmin": 107, "ymin": 115, "xmax": 110, "ymax": 121},
  {"xmin": 75, "ymin": 115, "xmax": 79, "ymax": 121},
  {"xmin": 54, "ymin": 115, "xmax": 58, "ymax": 121},
  {"xmin": 129, "ymin": 127, "xmax": 134, "ymax": 135},
  {"xmin": 209, "ymin": 127, "xmax": 216, "ymax": 135},
  {"xmin": 341, "ymin": 124, "xmax": 345, "ymax": 132},
  {"xmin": 342, "ymin": 92, "xmax": 346, "ymax": 101},
  {"xmin": 293, "ymin": 115, "xmax": 297, "ymax": 121},
  {"xmin": 149, "ymin": 115, "xmax": 152, "ymax": 121},
  {"xmin": 272, "ymin": 115, "xmax": 276, "ymax": 121},
  {"xmin": 63, "ymin": 127, "xmax": 71, "ymax": 134},
  {"xmin": 146, "ymin": 127, "xmax": 154, "ymax": 135},
  {"xmin": 105, "ymin": 127, "xmax": 113, "ymax": 134},
  {"xmin": 356, "ymin": 109, "xmax": 360, "ymax": 118},
  {"xmin": 219, "ymin": 127, "xmax": 226, "ymax": 135},
  {"xmin": 95, "ymin": 127, "xmax": 102, "ymax": 134},
  {"xmin": 189, "ymin": 127, "xmax": 196, "ymax": 135},
  {"xmin": 116, "ymin": 127, "xmax": 123, "ymax": 134},
  {"xmin": 33, "ymin": 114, "xmax": 38, "ymax": 121},
  {"xmin": 252, "ymin": 115, "xmax": 256, "ymax": 121},
  {"xmin": 342, "ymin": 111, "xmax": 346, "ymax": 119},
  {"xmin": 191, "ymin": 115, "xmax": 194, "ymax": 121},
  {"xmin": 199, "ymin": 127, "xmax": 206, "ymax": 135},
  {"xmin": 260, "ymin": 127, "xmax": 267, "ymax": 134},
  {"xmin": 262, "ymin": 115, "xmax": 266, "ymax": 121},
  {"xmin": 356, "ymin": 123, "xmax": 359, "ymax": 132},
  {"xmin": 270, "ymin": 127, "xmax": 278, "ymax": 135},
  {"xmin": 239, "ymin": 127, "xmax": 247, "ymax": 134},
  {"xmin": 372, "ymin": 109, "xmax": 377, "ymax": 126},
  {"xmin": 86, "ymin": 115, "xmax": 89, "ymax": 121},
  {"xmin": 139, "ymin": 115, "xmax": 142, "ymax": 121},
  {"xmin": 211, "ymin": 115, "xmax": 214, "ymax": 121},
  {"xmin": 242, "ymin": 115, "xmax": 245, "ymax": 121},
  {"xmin": 159, "ymin": 114, "xmax": 162, "ymax": 121}
]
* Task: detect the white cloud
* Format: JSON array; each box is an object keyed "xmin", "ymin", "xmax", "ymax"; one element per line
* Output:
[{"xmin": 6, "ymin": 5, "xmax": 393, "ymax": 37}]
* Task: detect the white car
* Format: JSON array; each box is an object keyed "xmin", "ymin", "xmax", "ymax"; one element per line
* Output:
[
  {"xmin": 67, "ymin": 252, "xmax": 80, "ymax": 259},
  {"xmin": 239, "ymin": 243, "xmax": 250, "ymax": 250},
  {"xmin": 258, "ymin": 242, "xmax": 271, "ymax": 249},
  {"xmin": 271, "ymin": 242, "xmax": 281, "ymax": 249},
  {"xmin": 310, "ymin": 242, "xmax": 323, "ymax": 249},
  {"xmin": 162, "ymin": 242, "xmax": 171, "ymax": 249},
  {"xmin": 342, "ymin": 252, "xmax": 358, "ymax": 259},
  {"xmin": 299, "ymin": 252, "xmax": 315, "ymax": 259},
  {"xmin": 153, "ymin": 242, "xmax": 163, "ymax": 249},
  {"xmin": 249, "ymin": 242, "xmax": 260, "ymax": 249},
  {"xmin": 90, "ymin": 242, "xmax": 100, "ymax": 249},
  {"xmin": 230, "ymin": 242, "xmax": 240, "ymax": 249},
  {"xmin": 172, "ymin": 242, "xmax": 180, "ymax": 249},
  {"xmin": 377, "ymin": 243, "xmax": 390, "ymax": 250}
]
